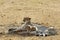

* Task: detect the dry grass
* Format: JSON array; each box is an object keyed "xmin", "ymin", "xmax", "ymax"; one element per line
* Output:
[{"xmin": 0, "ymin": 0, "xmax": 60, "ymax": 40}]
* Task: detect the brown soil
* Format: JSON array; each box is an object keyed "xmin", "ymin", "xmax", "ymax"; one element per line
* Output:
[{"xmin": 0, "ymin": 0, "xmax": 60, "ymax": 40}]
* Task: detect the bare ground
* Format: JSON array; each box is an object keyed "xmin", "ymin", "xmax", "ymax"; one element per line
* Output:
[{"xmin": 0, "ymin": 0, "xmax": 60, "ymax": 40}]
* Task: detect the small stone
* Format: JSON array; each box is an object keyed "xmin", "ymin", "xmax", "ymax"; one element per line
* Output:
[
  {"xmin": 11, "ymin": 1, "xmax": 14, "ymax": 3},
  {"xmin": 17, "ymin": 9, "xmax": 22, "ymax": 11},
  {"xmin": 9, "ymin": 39, "xmax": 12, "ymax": 40}
]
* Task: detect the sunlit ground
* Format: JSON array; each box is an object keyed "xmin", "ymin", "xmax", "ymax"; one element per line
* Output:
[{"xmin": 0, "ymin": 0, "xmax": 60, "ymax": 40}]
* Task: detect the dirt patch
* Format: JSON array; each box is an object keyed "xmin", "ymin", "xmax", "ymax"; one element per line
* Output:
[{"xmin": 0, "ymin": 0, "xmax": 60, "ymax": 40}]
